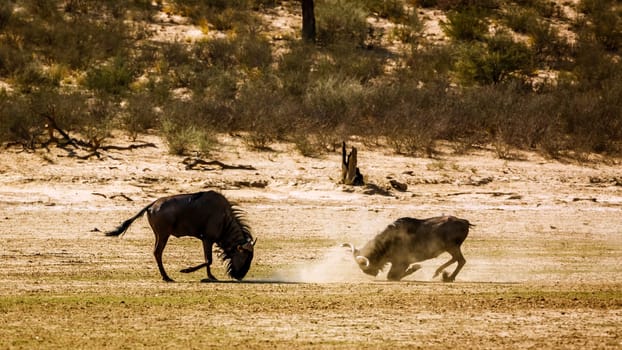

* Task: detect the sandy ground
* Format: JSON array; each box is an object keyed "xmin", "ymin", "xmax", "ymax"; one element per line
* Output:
[{"xmin": 0, "ymin": 133, "xmax": 621, "ymax": 348}]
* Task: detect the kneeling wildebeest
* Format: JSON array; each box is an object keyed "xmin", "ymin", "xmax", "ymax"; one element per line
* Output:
[
  {"xmin": 106, "ymin": 191, "xmax": 256, "ymax": 282},
  {"xmin": 342, "ymin": 216, "xmax": 472, "ymax": 282}
]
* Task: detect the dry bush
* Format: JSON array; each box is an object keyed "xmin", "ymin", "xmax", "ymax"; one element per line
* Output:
[
  {"xmin": 528, "ymin": 19, "xmax": 571, "ymax": 69},
  {"xmin": 316, "ymin": 0, "xmax": 370, "ymax": 47},
  {"xmin": 302, "ymin": 75, "xmax": 366, "ymax": 130},
  {"xmin": 362, "ymin": 0, "xmax": 406, "ymax": 20},
  {"xmin": 442, "ymin": 7, "xmax": 489, "ymax": 42},
  {"xmin": 83, "ymin": 56, "xmax": 137, "ymax": 95},
  {"xmin": 315, "ymin": 44, "xmax": 387, "ymax": 83},
  {"xmin": 454, "ymin": 31, "xmax": 534, "ymax": 85},
  {"xmin": 276, "ymin": 42, "xmax": 315, "ymax": 97},
  {"xmin": 504, "ymin": 6, "xmax": 539, "ymax": 34},
  {"xmin": 234, "ymin": 74, "xmax": 291, "ymax": 149},
  {"xmin": 434, "ymin": 0, "xmax": 499, "ymax": 10},
  {"xmin": 123, "ymin": 92, "xmax": 161, "ymax": 140},
  {"xmin": 160, "ymin": 102, "xmax": 218, "ymax": 156},
  {"xmin": 0, "ymin": 92, "xmax": 39, "ymax": 147}
]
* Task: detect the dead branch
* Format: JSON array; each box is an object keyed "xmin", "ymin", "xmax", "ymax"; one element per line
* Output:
[
  {"xmin": 182, "ymin": 157, "xmax": 256, "ymax": 171},
  {"xmin": 100, "ymin": 143, "xmax": 157, "ymax": 151},
  {"xmin": 110, "ymin": 194, "xmax": 133, "ymax": 201}
]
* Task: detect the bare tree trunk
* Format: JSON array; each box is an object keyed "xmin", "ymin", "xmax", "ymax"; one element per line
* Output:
[
  {"xmin": 341, "ymin": 142, "xmax": 364, "ymax": 186},
  {"xmin": 302, "ymin": 0, "xmax": 316, "ymax": 42}
]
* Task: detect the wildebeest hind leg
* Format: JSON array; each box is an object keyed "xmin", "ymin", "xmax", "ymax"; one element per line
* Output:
[{"xmin": 154, "ymin": 233, "xmax": 173, "ymax": 282}]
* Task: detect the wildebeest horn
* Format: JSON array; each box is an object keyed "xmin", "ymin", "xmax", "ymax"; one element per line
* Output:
[
  {"xmin": 355, "ymin": 255, "xmax": 370, "ymax": 268},
  {"xmin": 341, "ymin": 242, "xmax": 356, "ymax": 253},
  {"xmin": 252, "ymin": 238, "xmax": 257, "ymax": 246}
]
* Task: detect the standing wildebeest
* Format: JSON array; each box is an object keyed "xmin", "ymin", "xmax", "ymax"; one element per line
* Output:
[
  {"xmin": 342, "ymin": 216, "xmax": 471, "ymax": 282},
  {"xmin": 106, "ymin": 191, "xmax": 256, "ymax": 282}
]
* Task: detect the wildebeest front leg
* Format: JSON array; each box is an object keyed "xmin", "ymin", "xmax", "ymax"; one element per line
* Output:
[
  {"xmin": 387, "ymin": 263, "xmax": 419, "ymax": 281},
  {"xmin": 404, "ymin": 264, "xmax": 422, "ymax": 277},
  {"xmin": 201, "ymin": 240, "xmax": 217, "ymax": 282}
]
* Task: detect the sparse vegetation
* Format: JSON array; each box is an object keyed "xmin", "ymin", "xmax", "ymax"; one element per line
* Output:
[{"xmin": 0, "ymin": 0, "xmax": 620, "ymax": 159}]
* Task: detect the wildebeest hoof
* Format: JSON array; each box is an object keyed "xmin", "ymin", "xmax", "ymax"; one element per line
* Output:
[
  {"xmin": 163, "ymin": 277, "xmax": 175, "ymax": 283},
  {"xmin": 442, "ymin": 271, "xmax": 454, "ymax": 282}
]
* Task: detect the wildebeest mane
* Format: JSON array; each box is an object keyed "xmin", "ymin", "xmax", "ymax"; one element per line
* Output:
[
  {"xmin": 216, "ymin": 205, "xmax": 253, "ymax": 276},
  {"xmin": 364, "ymin": 218, "xmax": 423, "ymax": 265}
]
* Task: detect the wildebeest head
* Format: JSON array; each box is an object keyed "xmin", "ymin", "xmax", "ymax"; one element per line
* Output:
[
  {"xmin": 227, "ymin": 237, "xmax": 256, "ymax": 280},
  {"xmin": 341, "ymin": 243, "xmax": 381, "ymax": 277}
]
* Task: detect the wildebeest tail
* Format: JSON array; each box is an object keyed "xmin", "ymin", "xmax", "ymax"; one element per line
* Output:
[{"xmin": 105, "ymin": 202, "xmax": 154, "ymax": 237}]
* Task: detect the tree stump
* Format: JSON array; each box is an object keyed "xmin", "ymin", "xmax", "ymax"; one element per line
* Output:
[{"xmin": 341, "ymin": 142, "xmax": 364, "ymax": 186}]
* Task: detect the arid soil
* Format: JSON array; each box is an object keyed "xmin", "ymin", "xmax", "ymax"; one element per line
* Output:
[{"xmin": 0, "ymin": 133, "xmax": 621, "ymax": 349}]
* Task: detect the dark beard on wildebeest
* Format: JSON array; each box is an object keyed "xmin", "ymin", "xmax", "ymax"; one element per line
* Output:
[
  {"xmin": 105, "ymin": 191, "xmax": 256, "ymax": 282},
  {"xmin": 220, "ymin": 247, "xmax": 254, "ymax": 280}
]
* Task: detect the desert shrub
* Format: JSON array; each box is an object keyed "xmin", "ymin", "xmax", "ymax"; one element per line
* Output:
[
  {"xmin": 236, "ymin": 33, "xmax": 273, "ymax": 70},
  {"xmin": 194, "ymin": 37, "xmax": 238, "ymax": 69},
  {"xmin": 0, "ymin": 92, "xmax": 39, "ymax": 147},
  {"xmin": 0, "ymin": 39, "xmax": 28, "ymax": 78},
  {"xmin": 160, "ymin": 101, "xmax": 218, "ymax": 155},
  {"xmin": 83, "ymin": 56, "xmax": 137, "ymax": 95},
  {"xmin": 14, "ymin": 9, "xmax": 130, "ymax": 70},
  {"xmin": 391, "ymin": 8, "xmax": 424, "ymax": 44},
  {"xmin": 79, "ymin": 96, "xmax": 118, "ymax": 149},
  {"xmin": 386, "ymin": 110, "xmax": 444, "ymax": 157},
  {"xmin": 557, "ymin": 76, "xmax": 622, "ymax": 155},
  {"xmin": 293, "ymin": 134, "xmax": 322, "ymax": 157},
  {"xmin": 513, "ymin": 0, "xmax": 558, "ymax": 18},
  {"xmin": 504, "ymin": 6, "xmax": 539, "ymax": 34},
  {"xmin": 170, "ymin": 0, "xmax": 256, "ymax": 30},
  {"xmin": 442, "ymin": 7, "xmax": 489, "ymax": 42},
  {"xmin": 162, "ymin": 121, "xmax": 205, "ymax": 155},
  {"xmin": 313, "ymin": 44, "xmax": 386, "ymax": 83},
  {"xmin": 316, "ymin": 0, "xmax": 369, "ymax": 47},
  {"xmin": 528, "ymin": 19, "xmax": 571, "ymax": 69},
  {"xmin": 434, "ymin": 0, "xmax": 498, "ymax": 11},
  {"xmin": 276, "ymin": 42, "xmax": 315, "ymax": 97},
  {"xmin": 578, "ymin": 0, "xmax": 622, "ymax": 52},
  {"xmin": 454, "ymin": 31, "xmax": 533, "ymax": 85},
  {"xmin": 192, "ymin": 68, "xmax": 238, "ymax": 128},
  {"xmin": 406, "ymin": 44, "xmax": 454, "ymax": 82},
  {"xmin": 291, "ymin": 124, "xmax": 338, "ymax": 157},
  {"xmin": 362, "ymin": 0, "xmax": 405, "ymax": 20},
  {"xmin": 13, "ymin": 63, "xmax": 60, "ymax": 90},
  {"xmin": 123, "ymin": 92, "xmax": 161, "ymax": 139},
  {"xmin": 162, "ymin": 41, "xmax": 194, "ymax": 68},
  {"xmin": 210, "ymin": 8, "xmax": 246, "ymax": 31},
  {"xmin": 0, "ymin": 2, "xmax": 12, "ymax": 30},
  {"xmin": 572, "ymin": 34, "xmax": 618, "ymax": 88},
  {"xmin": 390, "ymin": 85, "xmax": 452, "ymax": 156},
  {"xmin": 302, "ymin": 75, "xmax": 365, "ymax": 129},
  {"xmin": 234, "ymin": 74, "xmax": 290, "ymax": 148},
  {"xmin": 417, "ymin": 0, "xmax": 438, "ymax": 7},
  {"xmin": 21, "ymin": 89, "xmax": 117, "ymax": 149}
]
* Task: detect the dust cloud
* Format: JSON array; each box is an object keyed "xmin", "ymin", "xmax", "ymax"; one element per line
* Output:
[{"xmin": 269, "ymin": 246, "xmax": 367, "ymax": 283}]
